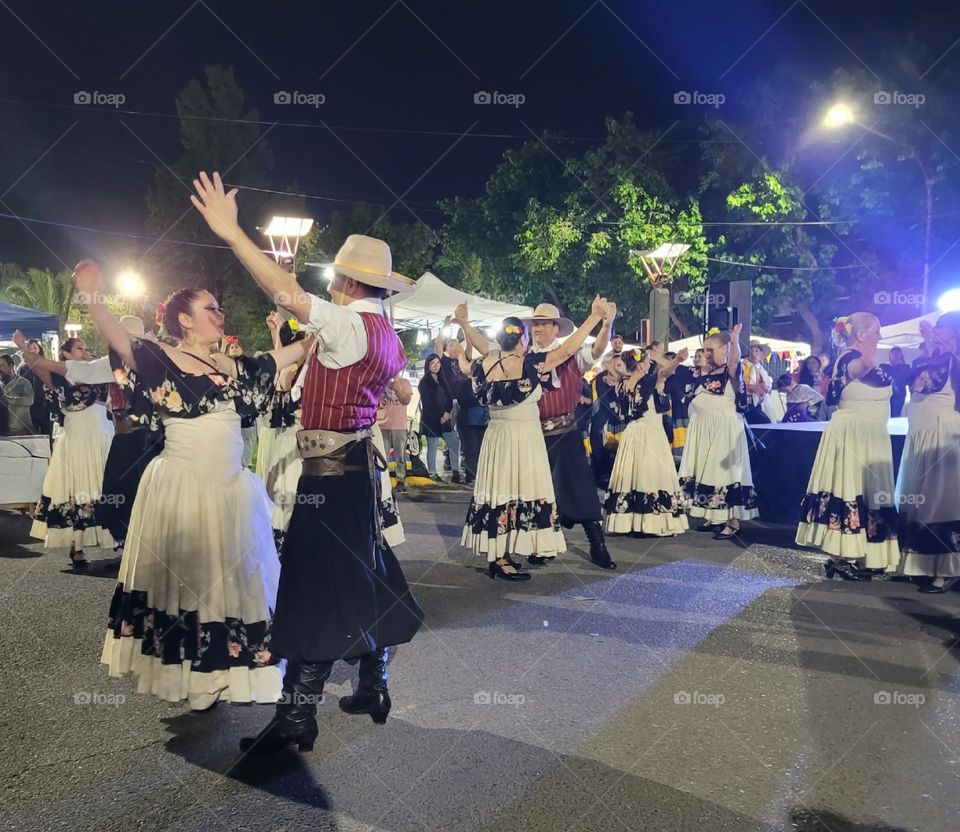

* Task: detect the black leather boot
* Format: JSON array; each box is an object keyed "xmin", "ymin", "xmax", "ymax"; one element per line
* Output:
[
  {"xmin": 240, "ymin": 660, "xmax": 332, "ymax": 754},
  {"xmin": 583, "ymin": 520, "xmax": 617, "ymax": 570},
  {"xmin": 339, "ymin": 649, "xmax": 391, "ymax": 724}
]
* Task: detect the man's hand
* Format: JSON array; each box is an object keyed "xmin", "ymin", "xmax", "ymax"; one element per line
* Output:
[
  {"xmin": 73, "ymin": 259, "xmax": 103, "ymax": 302},
  {"xmin": 731, "ymin": 323, "xmax": 743, "ymax": 340},
  {"xmin": 602, "ymin": 301, "xmax": 617, "ymax": 323},
  {"xmin": 191, "ymin": 171, "xmax": 241, "ymax": 244},
  {"xmin": 454, "ymin": 303, "xmax": 468, "ymax": 324},
  {"xmin": 12, "ymin": 329, "xmax": 26, "ymax": 351},
  {"xmin": 590, "ymin": 295, "xmax": 608, "ymax": 318},
  {"xmin": 677, "ymin": 347, "xmax": 689, "ymax": 362}
]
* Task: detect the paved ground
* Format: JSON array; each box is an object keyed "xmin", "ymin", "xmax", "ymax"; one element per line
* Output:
[{"xmin": 2, "ymin": 494, "xmax": 960, "ymax": 832}]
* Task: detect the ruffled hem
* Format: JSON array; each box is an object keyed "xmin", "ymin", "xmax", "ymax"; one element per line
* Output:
[
  {"xmin": 681, "ymin": 478, "xmax": 758, "ymax": 522},
  {"xmin": 796, "ymin": 522, "xmax": 900, "ymax": 569},
  {"xmin": 606, "ymin": 509, "xmax": 688, "ymax": 536},
  {"xmin": 460, "ymin": 525, "xmax": 566, "ymax": 561},
  {"xmin": 100, "ymin": 632, "xmax": 281, "ymax": 706},
  {"xmin": 30, "ymin": 518, "xmax": 113, "ymax": 550},
  {"xmin": 899, "ymin": 551, "xmax": 960, "ymax": 578}
]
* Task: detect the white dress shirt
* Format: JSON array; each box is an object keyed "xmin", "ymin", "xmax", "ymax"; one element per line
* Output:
[
  {"xmin": 291, "ymin": 295, "xmax": 386, "ymax": 402},
  {"xmin": 65, "ymin": 356, "xmax": 114, "ymax": 385},
  {"xmin": 541, "ymin": 338, "xmax": 598, "ymax": 374}
]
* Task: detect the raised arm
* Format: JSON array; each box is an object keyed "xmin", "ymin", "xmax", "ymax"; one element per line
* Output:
[
  {"xmin": 266, "ymin": 311, "xmax": 283, "ymax": 351},
  {"xmin": 591, "ymin": 302, "xmax": 617, "ymax": 360},
  {"xmin": 726, "ymin": 323, "xmax": 743, "ymax": 376},
  {"xmin": 434, "ymin": 316, "xmax": 452, "ymax": 359},
  {"xmin": 13, "ymin": 330, "xmax": 67, "ymax": 378},
  {"xmin": 453, "ymin": 303, "xmax": 490, "ymax": 357},
  {"xmin": 540, "ymin": 296, "xmax": 606, "ymax": 374},
  {"xmin": 268, "ymin": 334, "xmax": 315, "ymax": 373},
  {"xmin": 74, "ymin": 260, "xmax": 136, "ymax": 370},
  {"xmin": 658, "ymin": 347, "xmax": 689, "ymax": 380},
  {"xmin": 191, "ymin": 171, "xmax": 311, "ymax": 323}
]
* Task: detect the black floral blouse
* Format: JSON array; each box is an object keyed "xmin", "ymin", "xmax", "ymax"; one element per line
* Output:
[
  {"xmin": 909, "ymin": 350, "xmax": 960, "ymax": 411},
  {"xmin": 615, "ymin": 363, "xmax": 669, "ymax": 422},
  {"xmin": 45, "ymin": 372, "xmax": 109, "ymax": 427},
  {"xmin": 471, "ymin": 351, "xmax": 547, "ymax": 406},
  {"xmin": 692, "ymin": 362, "xmax": 748, "ymax": 413},
  {"xmin": 826, "ymin": 349, "xmax": 891, "ymax": 406},
  {"xmin": 114, "ymin": 339, "xmax": 277, "ymax": 432}
]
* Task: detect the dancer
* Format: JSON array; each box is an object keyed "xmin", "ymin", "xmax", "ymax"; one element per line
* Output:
[
  {"xmin": 679, "ymin": 325, "xmax": 759, "ymax": 540},
  {"xmin": 15, "ymin": 317, "xmax": 161, "ymax": 550},
  {"xmin": 77, "ymin": 262, "xmax": 312, "ymax": 709},
  {"xmin": 457, "ymin": 299, "xmax": 610, "ymax": 578},
  {"xmin": 605, "ymin": 345, "xmax": 689, "ymax": 537},
  {"xmin": 520, "ymin": 301, "xmax": 618, "ymax": 568},
  {"xmin": 28, "ymin": 335, "xmax": 114, "ymax": 565},
  {"xmin": 796, "ymin": 313, "xmax": 900, "ymax": 577},
  {"xmin": 896, "ymin": 313, "xmax": 960, "ymax": 592},
  {"xmin": 192, "ymin": 171, "xmax": 423, "ymax": 753}
]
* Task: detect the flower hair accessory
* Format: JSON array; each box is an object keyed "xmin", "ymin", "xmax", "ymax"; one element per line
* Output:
[
  {"xmin": 706, "ymin": 326, "xmax": 721, "ymax": 336},
  {"xmin": 504, "ymin": 324, "xmax": 521, "ymax": 334},
  {"xmin": 287, "ymin": 318, "xmax": 300, "ymax": 332},
  {"xmin": 155, "ymin": 303, "xmax": 166, "ymax": 327},
  {"xmin": 632, "ymin": 348, "xmax": 644, "ymax": 361}
]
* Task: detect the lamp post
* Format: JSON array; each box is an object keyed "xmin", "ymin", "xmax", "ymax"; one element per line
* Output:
[
  {"xmin": 630, "ymin": 243, "xmax": 690, "ymax": 348},
  {"xmin": 822, "ymin": 102, "xmax": 933, "ymax": 312},
  {"xmin": 261, "ymin": 215, "xmax": 313, "ymax": 319}
]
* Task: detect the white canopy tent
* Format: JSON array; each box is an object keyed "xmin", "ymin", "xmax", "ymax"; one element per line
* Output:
[
  {"xmin": 389, "ymin": 272, "xmax": 532, "ymax": 331},
  {"xmin": 879, "ymin": 311, "xmax": 939, "ymax": 349}
]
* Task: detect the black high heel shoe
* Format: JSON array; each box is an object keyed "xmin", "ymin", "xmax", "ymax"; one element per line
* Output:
[
  {"xmin": 695, "ymin": 522, "xmax": 721, "ymax": 532},
  {"xmin": 488, "ymin": 560, "xmax": 532, "ymax": 581},
  {"xmin": 920, "ymin": 576, "xmax": 960, "ymax": 594},
  {"xmin": 69, "ymin": 550, "xmax": 89, "ymax": 569},
  {"xmin": 823, "ymin": 559, "xmax": 871, "ymax": 581},
  {"xmin": 713, "ymin": 525, "xmax": 740, "ymax": 541},
  {"xmin": 527, "ymin": 555, "xmax": 550, "ymax": 565},
  {"xmin": 239, "ymin": 718, "xmax": 318, "ymax": 753}
]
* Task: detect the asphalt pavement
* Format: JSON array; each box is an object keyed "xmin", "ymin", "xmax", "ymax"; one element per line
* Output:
[{"xmin": 2, "ymin": 495, "xmax": 959, "ymax": 832}]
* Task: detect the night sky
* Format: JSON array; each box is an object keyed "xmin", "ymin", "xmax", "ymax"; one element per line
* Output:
[{"xmin": 0, "ymin": 0, "xmax": 954, "ymax": 274}]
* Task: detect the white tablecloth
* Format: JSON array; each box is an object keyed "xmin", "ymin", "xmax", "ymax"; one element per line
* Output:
[{"xmin": 0, "ymin": 435, "xmax": 50, "ymax": 507}]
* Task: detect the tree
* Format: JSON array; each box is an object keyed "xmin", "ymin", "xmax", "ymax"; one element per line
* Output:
[{"xmin": 1, "ymin": 267, "xmax": 75, "ymax": 328}]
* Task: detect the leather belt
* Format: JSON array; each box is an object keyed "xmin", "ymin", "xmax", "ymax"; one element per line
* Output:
[
  {"xmin": 297, "ymin": 427, "xmax": 374, "ymax": 459},
  {"xmin": 540, "ymin": 412, "xmax": 577, "ymax": 436}
]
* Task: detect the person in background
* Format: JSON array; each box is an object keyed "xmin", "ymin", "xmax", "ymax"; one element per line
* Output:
[
  {"xmin": 377, "ymin": 373, "xmax": 413, "ymax": 493},
  {"xmin": 436, "ymin": 334, "xmax": 486, "ymax": 485},
  {"xmin": 797, "ymin": 355, "xmax": 823, "ymax": 390},
  {"xmin": 19, "ymin": 339, "xmax": 53, "ymax": 440},
  {"xmin": 776, "ymin": 373, "xmax": 824, "ymax": 422},
  {"xmin": 418, "ymin": 354, "xmax": 461, "ymax": 482},
  {"xmin": 588, "ymin": 355, "xmax": 624, "ymax": 493},
  {"xmin": 742, "ymin": 341, "xmax": 773, "ymax": 424},
  {"xmin": 881, "ymin": 346, "xmax": 911, "ymax": 418},
  {"xmin": 609, "ymin": 334, "xmax": 625, "ymax": 361},
  {"xmin": 1, "ymin": 355, "xmax": 34, "ymax": 435},
  {"xmin": 664, "ymin": 349, "xmax": 696, "ymax": 462},
  {"xmin": 223, "ymin": 336, "xmax": 258, "ymax": 467}
]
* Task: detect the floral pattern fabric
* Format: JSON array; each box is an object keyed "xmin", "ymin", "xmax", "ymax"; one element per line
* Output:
[
  {"xmin": 33, "ymin": 494, "xmax": 104, "ymax": 532},
  {"xmin": 826, "ymin": 350, "xmax": 892, "ymax": 406},
  {"xmin": 464, "ymin": 497, "xmax": 560, "ymax": 539},
  {"xmin": 799, "ymin": 491, "xmax": 898, "ymax": 542},
  {"xmin": 680, "ymin": 477, "xmax": 758, "ymax": 511},
  {"xmin": 692, "ymin": 363, "xmax": 749, "ymax": 413},
  {"xmin": 113, "ymin": 339, "xmax": 277, "ymax": 433},
  {"xmin": 106, "ymin": 587, "xmax": 276, "ymax": 672},
  {"xmin": 45, "ymin": 373, "xmax": 109, "ymax": 426},
  {"xmin": 614, "ymin": 363, "xmax": 669, "ymax": 423},
  {"xmin": 471, "ymin": 351, "xmax": 546, "ymax": 407},
  {"xmin": 604, "ymin": 488, "xmax": 684, "ymax": 517},
  {"xmin": 909, "ymin": 350, "xmax": 960, "ymax": 412}
]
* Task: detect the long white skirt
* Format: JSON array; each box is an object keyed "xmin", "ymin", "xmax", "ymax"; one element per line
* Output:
[
  {"xmin": 796, "ymin": 384, "xmax": 900, "ymax": 569},
  {"xmin": 255, "ymin": 423, "xmax": 280, "ymax": 482},
  {"xmin": 31, "ymin": 404, "xmax": 115, "ymax": 550},
  {"xmin": 605, "ymin": 410, "xmax": 688, "ymax": 536},
  {"xmin": 264, "ymin": 423, "xmax": 302, "ymax": 549},
  {"xmin": 897, "ymin": 381, "xmax": 960, "ymax": 576},
  {"xmin": 462, "ymin": 397, "xmax": 565, "ymax": 561},
  {"xmin": 101, "ymin": 408, "xmax": 281, "ymax": 708},
  {"xmin": 679, "ymin": 390, "xmax": 758, "ymax": 523}
]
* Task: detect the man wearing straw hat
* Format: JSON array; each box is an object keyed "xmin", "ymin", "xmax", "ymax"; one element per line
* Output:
[
  {"xmin": 192, "ymin": 172, "xmax": 424, "ymax": 754},
  {"xmin": 525, "ymin": 300, "xmax": 618, "ymax": 569}
]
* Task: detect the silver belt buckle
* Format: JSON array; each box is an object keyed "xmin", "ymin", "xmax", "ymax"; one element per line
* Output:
[{"xmin": 544, "ymin": 420, "xmax": 555, "ymax": 431}]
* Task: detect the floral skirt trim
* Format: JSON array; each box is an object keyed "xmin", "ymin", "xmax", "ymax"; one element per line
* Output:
[
  {"xmin": 33, "ymin": 494, "xmax": 106, "ymax": 531},
  {"xmin": 604, "ymin": 489, "xmax": 685, "ymax": 517},
  {"xmin": 680, "ymin": 478, "xmax": 759, "ymax": 521},
  {"xmin": 799, "ymin": 492, "xmax": 898, "ymax": 542},
  {"xmin": 105, "ymin": 586, "xmax": 277, "ymax": 673},
  {"xmin": 462, "ymin": 498, "xmax": 565, "ymax": 561}
]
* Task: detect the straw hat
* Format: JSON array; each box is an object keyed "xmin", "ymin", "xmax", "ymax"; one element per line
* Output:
[
  {"xmin": 323, "ymin": 234, "xmax": 416, "ymax": 295},
  {"xmin": 524, "ymin": 303, "xmax": 575, "ymax": 337},
  {"xmin": 119, "ymin": 316, "xmax": 145, "ymax": 337}
]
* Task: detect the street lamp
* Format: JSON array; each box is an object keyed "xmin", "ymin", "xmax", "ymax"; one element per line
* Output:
[
  {"xmin": 64, "ymin": 323, "xmax": 82, "ymax": 337},
  {"xmin": 630, "ymin": 243, "xmax": 691, "ymax": 348},
  {"xmin": 822, "ymin": 100, "xmax": 933, "ymax": 312},
  {"xmin": 261, "ymin": 216, "xmax": 314, "ymax": 267},
  {"xmin": 117, "ymin": 270, "xmax": 145, "ymax": 298}
]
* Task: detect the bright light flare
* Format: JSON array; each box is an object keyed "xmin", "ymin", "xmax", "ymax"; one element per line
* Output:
[
  {"xmin": 937, "ymin": 288, "xmax": 960, "ymax": 313},
  {"xmin": 824, "ymin": 103, "xmax": 854, "ymax": 128},
  {"xmin": 117, "ymin": 270, "xmax": 145, "ymax": 298}
]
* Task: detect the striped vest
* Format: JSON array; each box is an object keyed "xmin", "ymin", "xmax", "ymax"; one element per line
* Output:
[
  {"xmin": 537, "ymin": 353, "xmax": 583, "ymax": 420},
  {"xmin": 300, "ymin": 312, "xmax": 407, "ymax": 431}
]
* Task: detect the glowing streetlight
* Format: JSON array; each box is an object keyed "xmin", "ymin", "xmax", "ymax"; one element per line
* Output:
[
  {"xmin": 117, "ymin": 270, "xmax": 145, "ymax": 298},
  {"xmin": 823, "ymin": 103, "xmax": 854, "ymax": 128},
  {"xmin": 323, "ymin": 266, "xmax": 335, "ymax": 280},
  {"xmin": 64, "ymin": 323, "xmax": 82, "ymax": 336},
  {"xmin": 937, "ymin": 288, "xmax": 960, "ymax": 313},
  {"xmin": 261, "ymin": 216, "xmax": 314, "ymax": 266}
]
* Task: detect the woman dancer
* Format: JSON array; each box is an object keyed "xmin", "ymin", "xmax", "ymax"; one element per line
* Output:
[
  {"xmin": 458, "ymin": 298, "xmax": 608, "ymax": 580},
  {"xmin": 29, "ymin": 336, "xmax": 114, "ymax": 566},
  {"xmin": 75, "ymin": 260, "xmax": 312, "ymax": 709},
  {"xmin": 796, "ymin": 313, "xmax": 900, "ymax": 578},
  {"xmin": 418, "ymin": 354, "xmax": 460, "ymax": 482},
  {"xmin": 605, "ymin": 344, "xmax": 689, "ymax": 536},
  {"xmin": 896, "ymin": 313, "xmax": 960, "ymax": 592},
  {"xmin": 679, "ymin": 325, "xmax": 758, "ymax": 540}
]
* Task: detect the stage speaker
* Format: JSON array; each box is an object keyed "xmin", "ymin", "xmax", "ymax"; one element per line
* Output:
[
  {"xmin": 706, "ymin": 280, "xmax": 751, "ymax": 355},
  {"xmin": 649, "ymin": 286, "xmax": 671, "ymax": 346}
]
